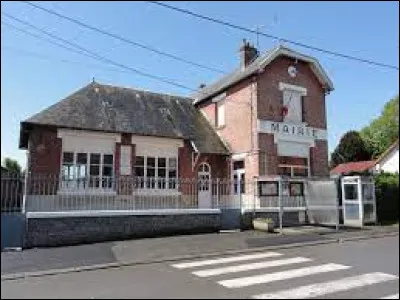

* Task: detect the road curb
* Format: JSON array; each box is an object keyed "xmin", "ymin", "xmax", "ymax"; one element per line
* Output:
[{"xmin": 2, "ymin": 230, "xmax": 398, "ymax": 281}]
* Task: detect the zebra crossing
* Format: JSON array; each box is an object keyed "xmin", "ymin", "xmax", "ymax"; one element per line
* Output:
[{"xmin": 170, "ymin": 250, "xmax": 399, "ymax": 299}]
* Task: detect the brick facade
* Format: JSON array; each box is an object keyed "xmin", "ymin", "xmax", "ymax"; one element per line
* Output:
[
  {"xmin": 216, "ymin": 77, "xmax": 257, "ymax": 153},
  {"xmin": 25, "ymin": 127, "xmax": 229, "ymax": 195},
  {"xmin": 178, "ymin": 141, "xmax": 229, "ymax": 180},
  {"xmin": 198, "ymin": 55, "xmax": 329, "ymax": 178},
  {"xmin": 23, "ymin": 50, "xmax": 331, "ymax": 187},
  {"xmin": 258, "ymin": 133, "xmax": 278, "ymax": 176},
  {"xmin": 257, "ymin": 56, "xmax": 326, "ymax": 129},
  {"xmin": 28, "ymin": 126, "xmax": 62, "ymax": 175},
  {"xmin": 197, "ymin": 100, "xmax": 216, "ymax": 127},
  {"xmin": 310, "ymin": 140, "xmax": 329, "ymax": 177},
  {"xmin": 25, "ymin": 126, "xmax": 61, "ymax": 195}
]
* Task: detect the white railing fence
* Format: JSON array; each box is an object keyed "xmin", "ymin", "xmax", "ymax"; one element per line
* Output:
[
  {"xmin": 2, "ymin": 174, "xmax": 310, "ymax": 213},
  {"xmin": 1, "ymin": 173, "xmax": 24, "ymax": 213}
]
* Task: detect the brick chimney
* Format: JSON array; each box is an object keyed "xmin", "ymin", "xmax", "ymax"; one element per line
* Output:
[{"xmin": 239, "ymin": 39, "xmax": 259, "ymax": 69}]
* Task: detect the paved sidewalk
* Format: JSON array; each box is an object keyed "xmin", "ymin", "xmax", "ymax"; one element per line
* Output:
[{"xmin": 2, "ymin": 224, "xmax": 398, "ymax": 278}]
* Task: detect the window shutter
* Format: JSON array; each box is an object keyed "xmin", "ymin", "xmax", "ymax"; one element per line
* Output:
[
  {"xmin": 217, "ymin": 101, "xmax": 225, "ymax": 127},
  {"xmin": 120, "ymin": 145, "xmax": 131, "ymax": 175}
]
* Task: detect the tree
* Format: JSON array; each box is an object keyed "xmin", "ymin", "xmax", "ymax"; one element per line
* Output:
[
  {"xmin": 360, "ymin": 95, "xmax": 399, "ymax": 158},
  {"xmin": 330, "ymin": 131, "xmax": 372, "ymax": 169},
  {"xmin": 2, "ymin": 157, "xmax": 22, "ymax": 175}
]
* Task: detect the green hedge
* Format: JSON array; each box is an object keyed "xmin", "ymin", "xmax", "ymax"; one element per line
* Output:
[{"xmin": 375, "ymin": 173, "xmax": 399, "ymax": 223}]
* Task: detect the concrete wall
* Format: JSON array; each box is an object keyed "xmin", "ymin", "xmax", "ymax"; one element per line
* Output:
[
  {"xmin": 25, "ymin": 212, "xmax": 221, "ymax": 248},
  {"xmin": 241, "ymin": 210, "xmax": 306, "ymax": 229}
]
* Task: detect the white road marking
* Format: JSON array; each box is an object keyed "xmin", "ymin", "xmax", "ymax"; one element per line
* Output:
[
  {"xmin": 192, "ymin": 257, "xmax": 311, "ymax": 277},
  {"xmin": 171, "ymin": 252, "xmax": 282, "ymax": 269},
  {"xmin": 381, "ymin": 293, "xmax": 399, "ymax": 299},
  {"xmin": 218, "ymin": 263, "xmax": 350, "ymax": 288},
  {"xmin": 252, "ymin": 272, "xmax": 398, "ymax": 299}
]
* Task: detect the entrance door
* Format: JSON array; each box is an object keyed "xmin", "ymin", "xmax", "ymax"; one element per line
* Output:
[
  {"xmin": 220, "ymin": 168, "xmax": 244, "ymax": 230},
  {"xmin": 198, "ymin": 163, "xmax": 212, "ymax": 208},
  {"xmin": 341, "ymin": 177, "xmax": 363, "ymax": 227},
  {"xmin": 233, "ymin": 169, "xmax": 245, "ymax": 195}
]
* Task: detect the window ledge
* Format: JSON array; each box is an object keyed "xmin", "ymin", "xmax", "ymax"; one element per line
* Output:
[
  {"xmin": 132, "ymin": 189, "xmax": 182, "ymax": 196},
  {"xmin": 58, "ymin": 189, "xmax": 117, "ymax": 196}
]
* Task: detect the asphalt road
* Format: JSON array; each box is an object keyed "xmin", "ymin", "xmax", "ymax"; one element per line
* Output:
[
  {"xmin": 1, "ymin": 235, "xmax": 399, "ymax": 299},
  {"xmin": 1, "ymin": 230, "xmax": 331, "ymax": 276}
]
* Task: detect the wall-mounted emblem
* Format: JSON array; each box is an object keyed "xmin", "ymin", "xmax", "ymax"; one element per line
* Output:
[{"xmin": 288, "ymin": 66, "xmax": 297, "ymax": 78}]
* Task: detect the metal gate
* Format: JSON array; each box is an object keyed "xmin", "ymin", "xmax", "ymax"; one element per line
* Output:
[
  {"xmin": 1, "ymin": 175, "xmax": 25, "ymax": 250},
  {"xmin": 306, "ymin": 178, "xmax": 340, "ymax": 229},
  {"xmin": 214, "ymin": 179, "xmax": 243, "ymax": 230}
]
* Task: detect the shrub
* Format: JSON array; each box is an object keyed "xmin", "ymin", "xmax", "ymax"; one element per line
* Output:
[{"xmin": 375, "ymin": 173, "xmax": 399, "ymax": 224}]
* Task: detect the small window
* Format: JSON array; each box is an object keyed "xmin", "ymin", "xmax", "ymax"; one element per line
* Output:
[
  {"xmin": 89, "ymin": 153, "xmax": 101, "ymax": 188},
  {"xmin": 63, "ymin": 152, "xmax": 74, "ymax": 163},
  {"xmin": 233, "ymin": 160, "xmax": 244, "ymax": 170},
  {"xmin": 90, "ymin": 153, "xmax": 100, "ymax": 164},
  {"xmin": 278, "ymin": 167, "xmax": 292, "ymax": 177},
  {"xmin": 102, "ymin": 154, "xmax": 113, "ymax": 188},
  {"xmin": 259, "ymin": 182, "xmax": 279, "ymax": 196},
  {"xmin": 289, "ymin": 182, "xmax": 304, "ymax": 196},
  {"xmin": 146, "ymin": 157, "xmax": 156, "ymax": 188},
  {"xmin": 283, "ymin": 90, "xmax": 302, "ymax": 123},
  {"xmin": 168, "ymin": 158, "xmax": 177, "ymax": 189},
  {"xmin": 135, "ymin": 156, "xmax": 145, "ymax": 188},
  {"xmin": 76, "ymin": 153, "xmax": 87, "ymax": 188},
  {"xmin": 240, "ymin": 173, "xmax": 245, "ymax": 194},
  {"xmin": 158, "ymin": 158, "xmax": 166, "ymax": 189},
  {"xmin": 217, "ymin": 101, "xmax": 225, "ymax": 127},
  {"xmin": 344, "ymin": 184, "xmax": 358, "ymax": 200},
  {"xmin": 103, "ymin": 154, "xmax": 113, "ymax": 165},
  {"xmin": 62, "ymin": 152, "xmax": 75, "ymax": 185},
  {"xmin": 293, "ymin": 167, "xmax": 308, "ymax": 177}
]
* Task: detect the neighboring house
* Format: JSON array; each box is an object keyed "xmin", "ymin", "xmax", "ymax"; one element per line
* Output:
[
  {"xmin": 330, "ymin": 140, "xmax": 399, "ymax": 176},
  {"xmin": 374, "ymin": 139, "xmax": 399, "ymax": 174},
  {"xmin": 330, "ymin": 160, "xmax": 377, "ymax": 176},
  {"xmin": 19, "ymin": 41, "xmax": 333, "ymax": 201}
]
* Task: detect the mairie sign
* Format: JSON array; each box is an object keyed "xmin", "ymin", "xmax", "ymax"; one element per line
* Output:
[{"xmin": 258, "ymin": 120, "xmax": 327, "ymax": 140}]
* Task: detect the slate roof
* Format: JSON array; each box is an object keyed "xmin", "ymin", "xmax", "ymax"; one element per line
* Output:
[
  {"xmin": 193, "ymin": 44, "xmax": 334, "ymax": 103},
  {"xmin": 19, "ymin": 82, "xmax": 228, "ymax": 154},
  {"xmin": 192, "ymin": 54, "xmax": 268, "ymax": 102}
]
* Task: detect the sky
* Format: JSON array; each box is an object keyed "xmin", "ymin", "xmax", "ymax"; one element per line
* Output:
[{"xmin": 1, "ymin": 1, "xmax": 399, "ymax": 169}]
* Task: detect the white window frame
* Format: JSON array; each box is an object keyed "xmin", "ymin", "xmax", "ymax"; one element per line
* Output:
[
  {"xmin": 216, "ymin": 100, "xmax": 225, "ymax": 127},
  {"xmin": 134, "ymin": 156, "xmax": 179, "ymax": 192},
  {"xmin": 278, "ymin": 164, "xmax": 309, "ymax": 177},
  {"xmin": 59, "ymin": 151, "xmax": 115, "ymax": 195},
  {"xmin": 279, "ymin": 82, "xmax": 307, "ymax": 125}
]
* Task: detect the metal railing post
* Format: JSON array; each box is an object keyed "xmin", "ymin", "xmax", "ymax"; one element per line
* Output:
[
  {"xmin": 216, "ymin": 178, "xmax": 220, "ymax": 209},
  {"xmin": 22, "ymin": 172, "xmax": 29, "ymax": 214},
  {"xmin": 278, "ymin": 178, "xmax": 283, "ymax": 234},
  {"xmin": 335, "ymin": 178, "xmax": 339, "ymax": 232}
]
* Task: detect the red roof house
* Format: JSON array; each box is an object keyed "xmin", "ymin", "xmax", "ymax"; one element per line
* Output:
[{"xmin": 330, "ymin": 160, "xmax": 377, "ymax": 176}]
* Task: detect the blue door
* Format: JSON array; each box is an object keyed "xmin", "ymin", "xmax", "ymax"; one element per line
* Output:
[
  {"xmin": 1, "ymin": 213, "xmax": 25, "ymax": 250},
  {"xmin": 1, "ymin": 175, "xmax": 25, "ymax": 250}
]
